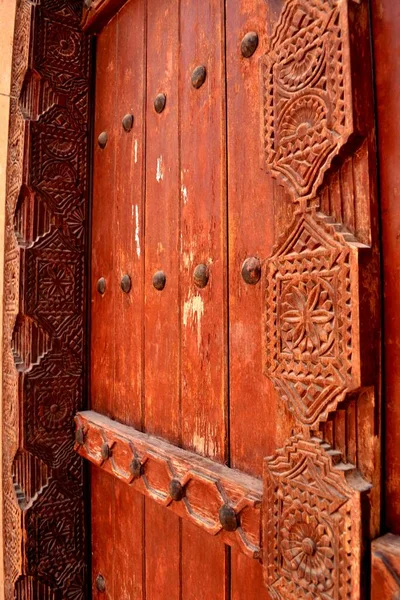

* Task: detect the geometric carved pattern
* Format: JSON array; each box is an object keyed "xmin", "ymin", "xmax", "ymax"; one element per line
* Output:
[
  {"xmin": 75, "ymin": 411, "xmax": 263, "ymax": 560},
  {"xmin": 3, "ymin": 1, "xmax": 90, "ymax": 597},
  {"xmin": 261, "ymin": 0, "xmax": 353, "ymax": 202},
  {"xmin": 265, "ymin": 210, "xmax": 366, "ymax": 428},
  {"xmin": 263, "ymin": 435, "xmax": 371, "ymax": 600}
]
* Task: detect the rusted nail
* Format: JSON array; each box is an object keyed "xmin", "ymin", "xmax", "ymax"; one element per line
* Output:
[
  {"xmin": 219, "ymin": 504, "xmax": 238, "ymax": 532},
  {"xmin": 120, "ymin": 274, "xmax": 131, "ymax": 293},
  {"xmin": 129, "ymin": 458, "xmax": 143, "ymax": 479},
  {"xmin": 154, "ymin": 93, "xmax": 167, "ymax": 114},
  {"xmin": 191, "ymin": 65, "xmax": 207, "ymax": 89},
  {"xmin": 122, "ymin": 113, "xmax": 134, "ymax": 132},
  {"xmin": 75, "ymin": 427, "xmax": 85, "ymax": 446},
  {"xmin": 241, "ymin": 257, "xmax": 261, "ymax": 285},
  {"xmin": 169, "ymin": 479, "xmax": 184, "ymax": 501},
  {"xmin": 97, "ymin": 277, "xmax": 106, "ymax": 295},
  {"xmin": 97, "ymin": 131, "xmax": 108, "ymax": 149},
  {"xmin": 95, "ymin": 574, "xmax": 106, "ymax": 593},
  {"xmin": 101, "ymin": 443, "xmax": 111, "ymax": 461},
  {"xmin": 193, "ymin": 264, "xmax": 209, "ymax": 288},
  {"xmin": 153, "ymin": 270, "xmax": 166, "ymax": 291},
  {"xmin": 241, "ymin": 32, "xmax": 259, "ymax": 58}
]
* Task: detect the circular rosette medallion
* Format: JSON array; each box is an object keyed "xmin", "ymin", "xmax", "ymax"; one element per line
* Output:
[{"xmin": 280, "ymin": 504, "xmax": 335, "ymax": 594}]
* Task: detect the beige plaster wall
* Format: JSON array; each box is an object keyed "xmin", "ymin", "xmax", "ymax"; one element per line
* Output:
[{"xmin": 0, "ymin": 0, "xmax": 17, "ymax": 596}]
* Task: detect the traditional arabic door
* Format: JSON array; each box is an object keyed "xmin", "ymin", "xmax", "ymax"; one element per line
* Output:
[{"xmin": 76, "ymin": 0, "xmax": 381, "ymax": 598}]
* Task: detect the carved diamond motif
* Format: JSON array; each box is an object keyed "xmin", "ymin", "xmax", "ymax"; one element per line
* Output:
[
  {"xmin": 265, "ymin": 211, "xmax": 365, "ymax": 427},
  {"xmin": 261, "ymin": 0, "xmax": 353, "ymax": 201}
]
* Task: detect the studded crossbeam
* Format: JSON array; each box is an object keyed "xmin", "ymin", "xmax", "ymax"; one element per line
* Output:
[{"xmin": 74, "ymin": 411, "xmax": 262, "ymax": 559}]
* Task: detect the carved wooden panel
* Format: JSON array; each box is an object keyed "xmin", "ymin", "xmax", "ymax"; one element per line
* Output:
[
  {"xmin": 264, "ymin": 435, "xmax": 370, "ymax": 600},
  {"xmin": 3, "ymin": 1, "xmax": 90, "ymax": 598},
  {"xmin": 260, "ymin": 0, "xmax": 353, "ymax": 204},
  {"xmin": 261, "ymin": 0, "xmax": 380, "ymax": 599},
  {"xmin": 75, "ymin": 411, "xmax": 262, "ymax": 560}
]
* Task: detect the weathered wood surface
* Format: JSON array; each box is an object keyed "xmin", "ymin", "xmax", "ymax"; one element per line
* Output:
[
  {"xmin": 75, "ymin": 410, "xmax": 262, "ymax": 559},
  {"xmin": 371, "ymin": 534, "xmax": 400, "ymax": 599},
  {"xmin": 371, "ymin": 0, "xmax": 400, "ymax": 536}
]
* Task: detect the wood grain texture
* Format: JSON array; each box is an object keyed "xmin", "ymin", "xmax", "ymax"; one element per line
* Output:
[
  {"xmin": 371, "ymin": 534, "xmax": 400, "ymax": 600},
  {"xmin": 75, "ymin": 410, "xmax": 262, "ymax": 559},
  {"xmin": 144, "ymin": 1, "xmax": 181, "ymax": 597},
  {"xmin": 179, "ymin": 0, "xmax": 229, "ymax": 596},
  {"xmin": 371, "ymin": 0, "xmax": 400, "ymax": 535}
]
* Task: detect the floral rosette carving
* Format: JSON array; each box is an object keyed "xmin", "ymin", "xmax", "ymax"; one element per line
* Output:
[
  {"xmin": 261, "ymin": 0, "xmax": 353, "ymax": 202},
  {"xmin": 263, "ymin": 435, "xmax": 371, "ymax": 600},
  {"xmin": 265, "ymin": 210, "xmax": 366, "ymax": 428}
]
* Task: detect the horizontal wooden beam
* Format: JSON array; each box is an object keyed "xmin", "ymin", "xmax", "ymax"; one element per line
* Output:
[
  {"xmin": 82, "ymin": 0, "xmax": 130, "ymax": 33},
  {"xmin": 75, "ymin": 411, "xmax": 263, "ymax": 560}
]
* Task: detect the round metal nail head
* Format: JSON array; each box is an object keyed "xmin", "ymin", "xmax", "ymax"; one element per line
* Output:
[
  {"xmin": 154, "ymin": 93, "xmax": 167, "ymax": 113},
  {"xmin": 153, "ymin": 271, "xmax": 166, "ymax": 291},
  {"xmin": 98, "ymin": 131, "xmax": 108, "ymax": 149},
  {"xmin": 193, "ymin": 264, "xmax": 209, "ymax": 288},
  {"xmin": 191, "ymin": 65, "xmax": 207, "ymax": 89},
  {"xmin": 130, "ymin": 458, "xmax": 142, "ymax": 479},
  {"xmin": 219, "ymin": 504, "xmax": 238, "ymax": 532},
  {"xmin": 241, "ymin": 31, "xmax": 259, "ymax": 58},
  {"xmin": 96, "ymin": 574, "xmax": 106, "ymax": 593},
  {"xmin": 241, "ymin": 257, "xmax": 261, "ymax": 285},
  {"xmin": 97, "ymin": 277, "xmax": 106, "ymax": 295},
  {"xmin": 169, "ymin": 479, "xmax": 184, "ymax": 501},
  {"xmin": 121, "ymin": 274, "xmax": 131, "ymax": 293},
  {"xmin": 101, "ymin": 443, "xmax": 110, "ymax": 461},
  {"xmin": 122, "ymin": 113, "xmax": 134, "ymax": 132}
]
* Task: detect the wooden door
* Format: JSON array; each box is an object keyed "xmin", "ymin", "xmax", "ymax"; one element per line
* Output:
[{"xmin": 76, "ymin": 0, "xmax": 381, "ymax": 598}]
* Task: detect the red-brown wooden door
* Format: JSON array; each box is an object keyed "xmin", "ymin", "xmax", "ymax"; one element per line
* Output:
[{"xmin": 76, "ymin": 0, "xmax": 381, "ymax": 598}]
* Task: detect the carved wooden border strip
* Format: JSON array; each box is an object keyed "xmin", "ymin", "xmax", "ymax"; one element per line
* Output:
[
  {"xmin": 75, "ymin": 410, "xmax": 263, "ymax": 560},
  {"xmin": 3, "ymin": 1, "xmax": 90, "ymax": 597},
  {"xmin": 260, "ymin": 1, "xmax": 380, "ymax": 598}
]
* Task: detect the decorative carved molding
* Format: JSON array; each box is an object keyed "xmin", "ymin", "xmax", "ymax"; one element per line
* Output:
[
  {"xmin": 261, "ymin": 0, "xmax": 353, "ymax": 203},
  {"xmin": 265, "ymin": 210, "xmax": 367, "ymax": 428},
  {"xmin": 3, "ymin": 1, "xmax": 90, "ymax": 597},
  {"xmin": 75, "ymin": 410, "xmax": 262, "ymax": 560},
  {"xmin": 263, "ymin": 435, "xmax": 371, "ymax": 600}
]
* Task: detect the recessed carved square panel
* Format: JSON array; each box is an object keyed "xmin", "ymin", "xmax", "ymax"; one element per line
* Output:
[
  {"xmin": 261, "ymin": 0, "xmax": 353, "ymax": 202},
  {"xmin": 265, "ymin": 211, "xmax": 366, "ymax": 427}
]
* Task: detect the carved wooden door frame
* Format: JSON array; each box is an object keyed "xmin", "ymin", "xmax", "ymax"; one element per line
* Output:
[{"xmin": 1, "ymin": 0, "xmax": 397, "ymax": 598}]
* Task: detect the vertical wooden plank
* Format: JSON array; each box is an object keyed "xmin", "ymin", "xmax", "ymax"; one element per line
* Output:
[
  {"xmin": 144, "ymin": 0, "xmax": 181, "ymax": 597},
  {"xmin": 179, "ymin": 0, "xmax": 228, "ymax": 596},
  {"xmin": 90, "ymin": 18, "xmax": 118, "ymax": 600},
  {"xmin": 225, "ymin": 0, "xmax": 275, "ymax": 596},
  {"xmin": 112, "ymin": 2, "xmax": 146, "ymax": 598}
]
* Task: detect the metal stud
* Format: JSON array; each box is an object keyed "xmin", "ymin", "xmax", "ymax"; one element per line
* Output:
[
  {"xmin": 169, "ymin": 479, "xmax": 184, "ymax": 501},
  {"xmin": 75, "ymin": 427, "xmax": 85, "ymax": 446},
  {"xmin": 97, "ymin": 277, "xmax": 106, "ymax": 295},
  {"xmin": 193, "ymin": 263, "xmax": 209, "ymax": 289},
  {"xmin": 154, "ymin": 93, "xmax": 167, "ymax": 114},
  {"xmin": 191, "ymin": 65, "xmax": 207, "ymax": 89},
  {"xmin": 95, "ymin": 574, "xmax": 106, "ymax": 593},
  {"xmin": 83, "ymin": 0, "xmax": 92, "ymax": 9},
  {"xmin": 98, "ymin": 131, "xmax": 108, "ymax": 149},
  {"xmin": 241, "ymin": 257, "xmax": 261, "ymax": 285},
  {"xmin": 120, "ymin": 274, "xmax": 131, "ymax": 293},
  {"xmin": 122, "ymin": 113, "xmax": 134, "ymax": 132},
  {"xmin": 241, "ymin": 31, "xmax": 259, "ymax": 58},
  {"xmin": 153, "ymin": 270, "xmax": 166, "ymax": 291},
  {"xmin": 219, "ymin": 504, "xmax": 238, "ymax": 532},
  {"xmin": 129, "ymin": 458, "xmax": 143, "ymax": 479},
  {"xmin": 101, "ymin": 443, "xmax": 111, "ymax": 461}
]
